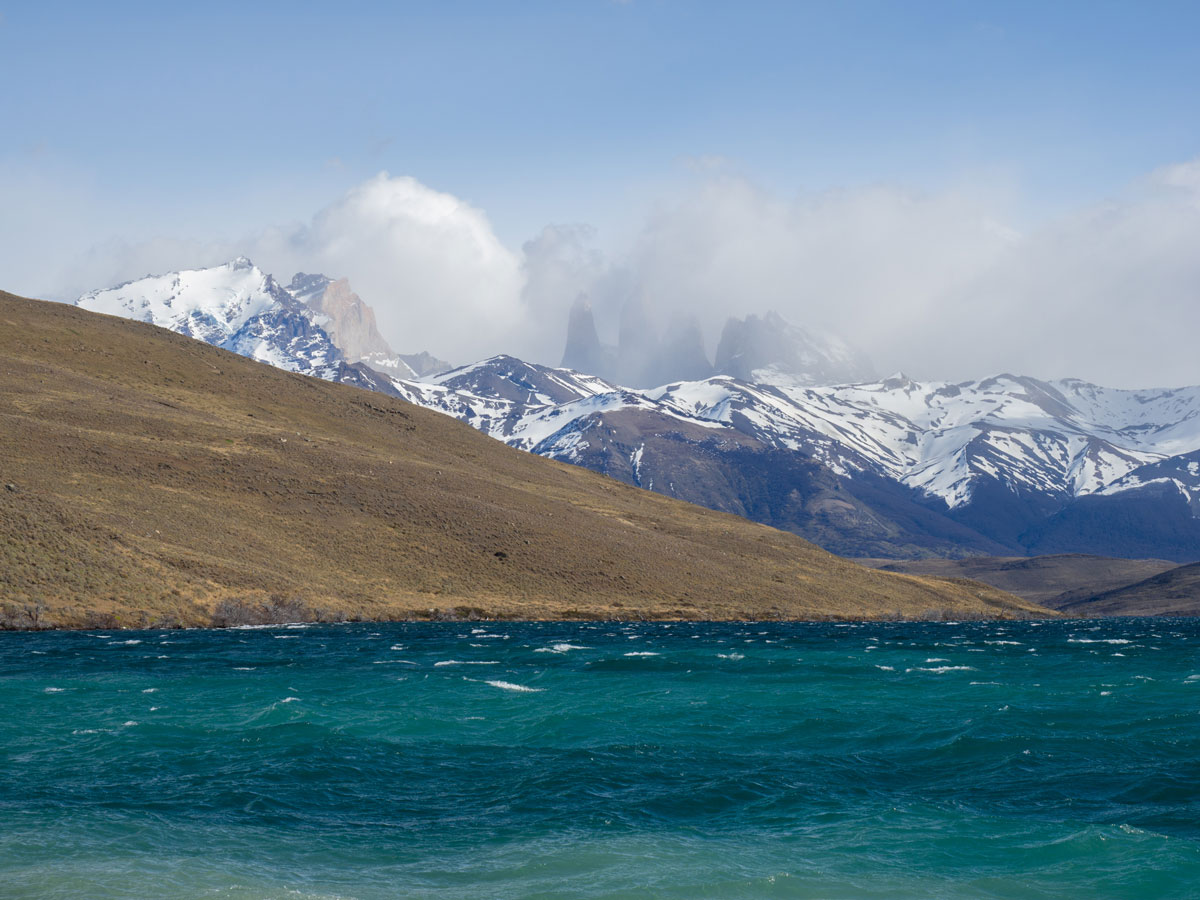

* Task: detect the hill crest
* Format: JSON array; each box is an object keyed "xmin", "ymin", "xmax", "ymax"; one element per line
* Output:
[{"xmin": 0, "ymin": 291, "xmax": 1047, "ymax": 628}]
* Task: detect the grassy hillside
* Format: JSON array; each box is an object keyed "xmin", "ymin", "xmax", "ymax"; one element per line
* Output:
[{"xmin": 0, "ymin": 292, "xmax": 1049, "ymax": 628}]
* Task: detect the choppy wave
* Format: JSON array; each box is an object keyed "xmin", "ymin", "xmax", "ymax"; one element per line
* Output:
[
  {"xmin": 484, "ymin": 680, "xmax": 543, "ymax": 693},
  {"xmin": 4, "ymin": 618, "xmax": 1200, "ymax": 899}
]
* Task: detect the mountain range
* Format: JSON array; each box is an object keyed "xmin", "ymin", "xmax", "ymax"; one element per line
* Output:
[
  {"xmin": 3, "ymin": 289, "xmax": 1040, "ymax": 627},
  {"xmin": 73, "ymin": 260, "xmax": 1200, "ymax": 564}
]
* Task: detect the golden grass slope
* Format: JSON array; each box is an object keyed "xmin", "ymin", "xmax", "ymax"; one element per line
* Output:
[{"xmin": 0, "ymin": 292, "xmax": 1051, "ymax": 627}]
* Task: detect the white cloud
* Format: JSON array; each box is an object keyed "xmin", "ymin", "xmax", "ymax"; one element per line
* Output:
[
  {"xmin": 37, "ymin": 159, "xmax": 1200, "ymax": 388},
  {"xmin": 931, "ymin": 159, "xmax": 1200, "ymax": 386},
  {"xmin": 545, "ymin": 163, "xmax": 1200, "ymax": 388},
  {"xmin": 255, "ymin": 173, "xmax": 525, "ymax": 364},
  {"xmin": 620, "ymin": 175, "xmax": 1021, "ymax": 366}
]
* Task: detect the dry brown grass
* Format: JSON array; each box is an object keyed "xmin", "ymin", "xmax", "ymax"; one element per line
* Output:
[{"xmin": 0, "ymin": 292, "xmax": 1053, "ymax": 627}]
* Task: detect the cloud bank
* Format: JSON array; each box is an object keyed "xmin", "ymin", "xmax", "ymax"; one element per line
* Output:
[
  {"xmin": 254, "ymin": 174, "xmax": 525, "ymax": 365},
  {"xmin": 48, "ymin": 160, "xmax": 1200, "ymax": 388}
]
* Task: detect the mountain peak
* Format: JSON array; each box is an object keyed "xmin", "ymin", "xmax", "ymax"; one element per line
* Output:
[
  {"xmin": 297, "ymin": 275, "xmax": 394, "ymax": 364},
  {"xmin": 714, "ymin": 311, "xmax": 875, "ymax": 386},
  {"xmin": 561, "ymin": 294, "xmax": 615, "ymax": 377},
  {"xmin": 881, "ymin": 371, "xmax": 915, "ymax": 389}
]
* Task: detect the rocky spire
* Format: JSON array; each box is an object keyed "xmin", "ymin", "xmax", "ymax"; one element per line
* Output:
[{"xmin": 561, "ymin": 295, "xmax": 615, "ymax": 378}]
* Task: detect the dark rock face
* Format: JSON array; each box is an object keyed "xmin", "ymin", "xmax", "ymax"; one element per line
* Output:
[
  {"xmin": 301, "ymin": 277, "xmax": 395, "ymax": 363},
  {"xmin": 561, "ymin": 296, "xmax": 615, "ymax": 379}
]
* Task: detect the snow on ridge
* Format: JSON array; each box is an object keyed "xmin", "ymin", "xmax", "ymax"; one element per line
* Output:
[
  {"xmin": 68, "ymin": 258, "xmax": 1200, "ymax": 513},
  {"xmin": 415, "ymin": 362, "xmax": 1200, "ymax": 510},
  {"xmin": 76, "ymin": 258, "xmax": 282, "ymax": 344}
]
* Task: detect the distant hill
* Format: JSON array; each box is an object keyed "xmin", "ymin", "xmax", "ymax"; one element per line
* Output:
[
  {"xmin": 1055, "ymin": 562, "xmax": 1200, "ymax": 617},
  {"xmin": 0, "ymin": 292, "xmax": 1046, "ymax": 629},
  {"xmin": 861, "ymin": 555, "xmax": 1183, "ymax": 616}
]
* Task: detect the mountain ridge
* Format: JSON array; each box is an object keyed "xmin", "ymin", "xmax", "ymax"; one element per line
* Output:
[
  {"xmin": 1, "ymin": 290, "xmax": 1044, "ymax": 628},
  {"xmin": 68, "ymin": 260, "xmax": 1200, "ymax": 563}
]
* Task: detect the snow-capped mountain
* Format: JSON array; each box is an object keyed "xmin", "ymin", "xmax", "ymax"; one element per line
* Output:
[
  {"xmin": 388, "ymin": 357, "xmax": 1200, "ymax": 559},
  {"xmin": 78, "ymin": 258, "xmax": 342, "ymax": 375},
  {"xmin": 396, "ymin": 359, "xmax": 1200, "ymax": 507},
  {"xmin": 649, "ymin": 373, "xmax": 1200, "ymax": 507},
  {"xmin": 74, "ymin": 259, "xmax": 436, "ymax": 395}
]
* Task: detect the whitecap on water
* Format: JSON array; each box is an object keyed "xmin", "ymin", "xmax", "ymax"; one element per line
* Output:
[
  {"xmin": 233, "ymin": 667, "xmax": 256, "ymax": 671},
  {"xmin": 624, "ymin": 651, "xmax": 660, "ymax": 657},
  {"xmin": 44, "ymin": 687, "xmax": 64, "ymax": 693},
  {"xmin": 274, "ymin": 635, "xmax": 299, "ymax": 640},
  {"xmin": 534, "ymin": 643, "xmax": 589, "ymax": 653},
  {"xmin": 875, "ymin": 665, "xmax": 895, "ymax": 671},
  {"xmin": 142, "ymin": 688, "xmax": 157, "ymax": 693},
  {"xmin": 717, "ymin": 653, "xmax": 744, "ymax": 660},
  {"xmin": 280, "ymin": 697, "xmax": 301, "ymax": 703},
  {"xmin": 434, "ymin": 660, "xmax": 499, "ymax": 667},
  {"xmin": 485, "ymin": 680, "xmax": 543, "ymax": 693},
  {"xmin": 906, "ymin": 666, "xmax": 977, "ymax": 674},
  {"xmin": 1068, "ymin": 638, "xmax": 1132, "ymax": 645}
]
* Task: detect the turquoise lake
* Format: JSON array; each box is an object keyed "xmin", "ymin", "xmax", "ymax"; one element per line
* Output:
[{"xmin": 2, "ymin": 619, "xmax": 1199, "ymax": 899}]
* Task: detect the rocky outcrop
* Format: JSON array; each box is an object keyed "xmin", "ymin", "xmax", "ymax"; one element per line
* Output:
[
  {"xmin": 562, "ymin": 295, "xmax": 616, "ymax": 379},
  {"xmin": 294, "ymin": 276, "xmax": 394, "ymax": 364}
]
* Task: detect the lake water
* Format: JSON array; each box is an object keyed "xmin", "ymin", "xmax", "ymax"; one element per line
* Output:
[{"xmin": 2, "ymin": 619, "xmax": 1199, "ymax": 899}]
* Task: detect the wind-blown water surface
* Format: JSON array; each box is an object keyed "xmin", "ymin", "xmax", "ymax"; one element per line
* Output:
[{"xmin": 3, "ymin": 620, "xmax": 1199, "ymax": 899}]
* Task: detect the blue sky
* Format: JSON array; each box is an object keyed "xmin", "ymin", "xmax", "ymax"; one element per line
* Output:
[{"xmin": 3, "ymin": 1, "xmax": 1200, "ymax": 384}]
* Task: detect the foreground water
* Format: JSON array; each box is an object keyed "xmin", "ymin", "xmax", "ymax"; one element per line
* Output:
[{"xmin": 2, "ymin": 620, "xmax": 1199, "ymax": 899}]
